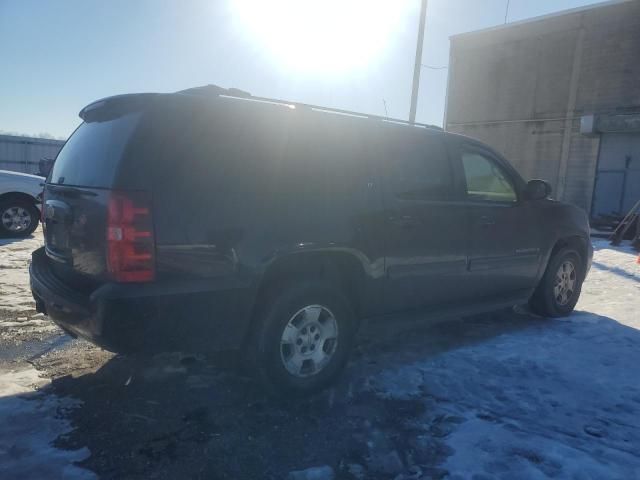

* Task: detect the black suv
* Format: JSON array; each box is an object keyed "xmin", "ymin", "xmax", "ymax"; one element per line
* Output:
[{"xmin": 30, "ymin": 86, "xmax": 592, "ymax": 395}]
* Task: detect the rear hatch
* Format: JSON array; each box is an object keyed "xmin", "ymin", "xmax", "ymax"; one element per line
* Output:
[{"xmin": 43, "ymin": 95, "xmax": 157, "ymax": 289}]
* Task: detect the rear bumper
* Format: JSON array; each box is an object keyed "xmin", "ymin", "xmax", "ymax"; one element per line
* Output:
[{"xmin": 29, "ymin": 247, "xmax": 253, "ymax": 353}]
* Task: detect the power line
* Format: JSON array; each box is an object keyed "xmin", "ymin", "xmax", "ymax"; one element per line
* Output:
[{"xmin": 504, "ymin": 0, "xmax": 510, "ymax": 24}]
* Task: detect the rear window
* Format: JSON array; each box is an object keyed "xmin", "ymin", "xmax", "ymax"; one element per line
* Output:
[{"xmin": 50, "ymin": 112, "xmax": 141, "ymax": 188}]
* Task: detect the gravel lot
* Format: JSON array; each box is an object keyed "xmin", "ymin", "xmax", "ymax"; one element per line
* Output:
[{"xmin": 1, "ymin": 230, "xmax": 639, "ymax": 479}]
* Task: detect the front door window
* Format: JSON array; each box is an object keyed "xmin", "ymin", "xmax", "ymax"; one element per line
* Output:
[{"xmin": 461, "ymin": 152, "xmax": 517, "ymax": 203}]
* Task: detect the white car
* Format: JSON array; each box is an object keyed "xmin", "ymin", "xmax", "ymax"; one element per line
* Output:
[{"xmin": 0, "ymin": 169, "xmax": 44, "ymax": 237}]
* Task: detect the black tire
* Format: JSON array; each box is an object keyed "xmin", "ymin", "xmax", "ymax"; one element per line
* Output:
[
  {"xmin": 0, "ymin": 198, "xmax": 39, "ymax": 237},
  {"xmin": 529, "ymin": 248, "xmax": 584, "ymax": 317},
  {"xmin": 247, "ymin": 280, "xmax": 356, "ymax": 396}
]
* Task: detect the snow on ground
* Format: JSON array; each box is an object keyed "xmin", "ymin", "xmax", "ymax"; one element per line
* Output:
[
  {"xmin": 0, "ymin": 234, "xmax": 42, "ymax": 312},
  {"xmin": 375, "ymin": 240, "xmax": 640, "ymax": 479},
  {"xmin": 0, "ymin": 232, "xmax": 58, "ymax": 345},
  {"xmin": 579, "ymin": 240, "xmax": 640, "ymax": 327},
  {"xmin": 0, "ymin": 366, "xmax": 94, "ymax": 479},
  {"xmin": 1, "ymin": 232, "xmax": 91, "ymax": 479}
]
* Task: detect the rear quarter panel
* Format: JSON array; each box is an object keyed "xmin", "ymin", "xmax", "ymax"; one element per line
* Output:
[{"xmin": 148, "ymin": 100, "xmax": 386, "ymax": 322}]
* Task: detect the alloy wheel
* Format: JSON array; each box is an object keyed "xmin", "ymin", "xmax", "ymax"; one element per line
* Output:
[
  {"xmin": 1, "ymin": 206, "xmax": 32, "ymax": 233},
  {"xmin": 554, "ymin": 260, "xmax": 577, "ymax": 306},
  {"xmin": 279, "ymin": 304, "xmax": 339, "ymax": 378}
]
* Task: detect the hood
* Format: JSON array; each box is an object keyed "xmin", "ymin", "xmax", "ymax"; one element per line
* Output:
[
  {"xmin": 0, "ymin": 169, "xmax": 45, "ymax": 199},
  {"xmin": 0, "ymin": 169, "xmax": 45, "ymax": 181}
]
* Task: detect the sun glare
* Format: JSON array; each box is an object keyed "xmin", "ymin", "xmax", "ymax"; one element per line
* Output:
[{"xmin": 231, "ymin": 0, "xmax": 413, "ymax": 74}]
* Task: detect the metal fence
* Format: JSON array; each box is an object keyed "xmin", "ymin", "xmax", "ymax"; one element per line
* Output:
[{"xmin": 0, "ymin": 134, "xmax": 64, "ymax": 176}]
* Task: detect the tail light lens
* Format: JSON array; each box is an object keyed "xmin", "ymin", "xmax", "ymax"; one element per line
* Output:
[{"xmin": 107, "ymin": 191, "xmax": 155, "ymax": 282}]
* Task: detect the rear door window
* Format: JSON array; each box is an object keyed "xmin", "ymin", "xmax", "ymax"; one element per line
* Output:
[
  {"xmin": 380, "ymin": 131, "xmax": 454, "ymax": 201},
  {"xmin": 50, "ymin": 112, "xmax": 141, "ymax": 188}
]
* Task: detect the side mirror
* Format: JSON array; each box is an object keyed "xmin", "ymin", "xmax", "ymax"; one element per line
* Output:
[{"xmin": 525, "ymin": 179, "xmax": 552, "ymax": 201}]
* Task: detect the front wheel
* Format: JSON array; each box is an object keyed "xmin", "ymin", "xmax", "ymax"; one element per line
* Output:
[
  {"xmin": 247, "ymin": 280, "xmax": 356, "ymax": 396},
  {"xmin": 0, "ymin": 199, "xmax": 39, "ymax": 237},
  {"xmin": 530, "ymin": 248, "xmax": 584, "ymax": 317}
]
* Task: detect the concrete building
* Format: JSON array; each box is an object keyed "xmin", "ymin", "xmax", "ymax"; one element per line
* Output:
[
  {"xmin": 445, "ymin": 0, "xmax": 640, "ymax": 218},
  {"xmin": 0, "ymin": 134, "xmax": 64, "ymax": 176}
]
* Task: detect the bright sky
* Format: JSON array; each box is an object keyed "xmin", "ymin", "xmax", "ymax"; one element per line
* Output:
[{"xmin": 0, "ymin": 0, "xmax": 605, "ymax": 139}]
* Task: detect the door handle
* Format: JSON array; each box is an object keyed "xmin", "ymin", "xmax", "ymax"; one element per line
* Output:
[{"xmin": 479, "ymin": 216, "xmax": 496, "ymax": 226}]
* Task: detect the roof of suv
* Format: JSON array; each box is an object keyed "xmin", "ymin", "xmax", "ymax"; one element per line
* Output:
[{"xmin": 80, "ymin": 85, "xmax": 445, "ymax": 135}]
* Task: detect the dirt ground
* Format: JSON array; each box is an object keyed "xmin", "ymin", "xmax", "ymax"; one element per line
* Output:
[{"xmin": 1, "ymin": 230, "xmax": 639, "ymax": 480}]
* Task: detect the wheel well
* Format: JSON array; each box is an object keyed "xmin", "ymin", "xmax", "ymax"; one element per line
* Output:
[
  {"xmin": 549, "ymin": 236, "xmax": 588, "ymax": 269},
  {"xmin": 0, "ymin": 192, "xmax": 38, "ymax": 208},
  {"xmin": 252, "ymin": 252, "xmax": 366, "ymax": 320}
]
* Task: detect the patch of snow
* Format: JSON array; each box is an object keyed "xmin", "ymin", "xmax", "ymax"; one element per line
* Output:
[
  {"xmin": 0, "ymin": 231, "xmax": 58, "ymax": 342},
  {"xmin": 578, "ymin": 239, "xmax": 640, "ymax": 328},
  {"xmin": 0, "ymin": 367, "xmax": 49, "ymax": 397},
  {"xmin": 0, "ymin": 233, "xmax": 43, "ymax": 312},
  {"xmin": 287, "ymin": 465, "xmax": 335, "ymax": 480},
  {"xmin": 444, "ymin": 416, "xmax": 638, "ymax": 480},
  {"xmin": 0, "ymin": 366, "xmax": 94, "ymax": 479}
]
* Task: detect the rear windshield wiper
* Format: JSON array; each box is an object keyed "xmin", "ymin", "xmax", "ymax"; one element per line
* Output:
[{"xmin": 46, "ymin": 184, "xmax": 98, "ymax": 197}]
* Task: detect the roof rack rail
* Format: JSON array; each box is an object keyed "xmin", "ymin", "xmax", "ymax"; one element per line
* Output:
[
  {"xmin": 177, "ymin": 84, "xmax": 443, "ymax": 131},
  {"xmin": 178, "ymin": 84, "xmax": 252, "ymax": 98},
  {"xmin": 247, "ymin": 94, "xmax": 443, "ymax": 131}
]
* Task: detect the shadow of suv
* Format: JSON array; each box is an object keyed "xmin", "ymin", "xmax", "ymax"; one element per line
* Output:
[{"xmin": 30, "ymin": 85, "xmax": 592, "ymax": 395}]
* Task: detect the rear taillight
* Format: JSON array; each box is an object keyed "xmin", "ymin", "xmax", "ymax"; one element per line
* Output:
[{"xmin": 107, "ymin": 191, "xmax": 155, "ymax": 282}]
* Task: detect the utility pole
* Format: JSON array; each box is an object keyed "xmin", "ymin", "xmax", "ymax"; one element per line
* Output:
[{"xmin": 409, "ymin": 0, "xmax": 428, "ymax": 124}]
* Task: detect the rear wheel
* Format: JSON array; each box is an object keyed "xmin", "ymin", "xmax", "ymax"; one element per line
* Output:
[
  {"xmin": 530, "ymin": 248, "xmax": 584, "ymax": 317},
  {"xmin": 0, "ymin": 199, "xmax": 39, "ymax": 237},
  {"xmin": 247, "ymin": 280, "xmax": 356, "ymax": 396}
]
